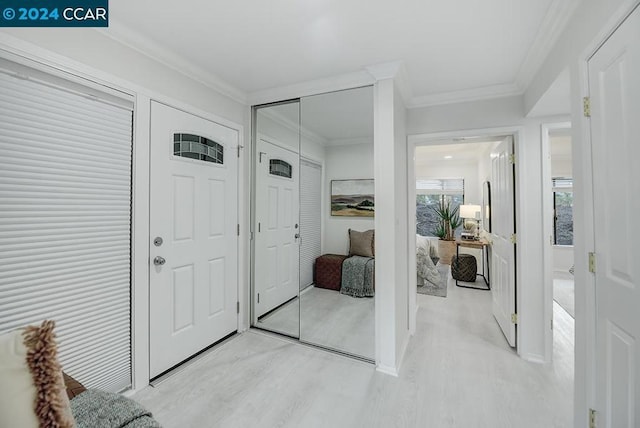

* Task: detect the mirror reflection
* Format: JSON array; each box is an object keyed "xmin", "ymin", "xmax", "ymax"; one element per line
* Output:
[
  {"xmin": 299, "ymin": 87, "xmax": 375, "ymax": 360},
  {"xmin": 251, "ymin": 87, "xmax": 375, "ymax": 361},
  {"xmin": 253, "ymin": 101, "xmax": 300, "ymax": 338}
]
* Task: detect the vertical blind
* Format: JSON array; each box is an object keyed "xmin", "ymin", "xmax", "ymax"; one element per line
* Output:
[
  {"xmin": 0, "ymin": 60, "xmax": 133, "ymax": 393},
  {"xmin": 299, "ymin": 159, "xmax": 322, "ymax": 289}
]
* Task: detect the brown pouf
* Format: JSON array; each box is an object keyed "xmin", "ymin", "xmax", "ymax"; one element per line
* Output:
[
  {"xmin": 315, "ymin": 254, "xmax": 349, "ymax": 290},
  {"xmin": 451, "ymin": 254, "xmax": 477, "ymax": 282}
]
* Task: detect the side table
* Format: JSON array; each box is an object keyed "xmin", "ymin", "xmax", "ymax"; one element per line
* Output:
[{"xmin": 454, "ymin": 238, "xmax": 490, "ymax": 290}]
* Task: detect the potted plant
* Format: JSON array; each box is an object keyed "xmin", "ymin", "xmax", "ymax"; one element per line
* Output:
[{"xmin": 431, "ymin": 198, "xmax": 462, "ymax": 264}]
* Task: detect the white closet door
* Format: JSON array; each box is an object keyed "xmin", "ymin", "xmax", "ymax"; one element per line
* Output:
[
  {"xmin": 300, "ymin": 159, "xmax": 322, "ymax": 289},
  {"xmin": 0, "ymin": 61, "xmax": 133, "ymax": 392}
]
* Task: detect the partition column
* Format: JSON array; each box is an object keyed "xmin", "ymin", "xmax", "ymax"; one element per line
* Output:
[{"xmin": 369, "ymin": 63, "xmax": 411, "ymax": 375}]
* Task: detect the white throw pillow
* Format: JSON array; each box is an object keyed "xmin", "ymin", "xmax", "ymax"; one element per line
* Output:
[
  {"xmin": 0, "ymin": 329, "xmax": 39, "ymax": 428},
  {"xmin": 0, "ymin": 321, "xmax": 74, "ymax": 428}
]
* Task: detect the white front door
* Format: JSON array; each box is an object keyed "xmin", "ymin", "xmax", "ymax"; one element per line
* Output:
[
  {"xmin": 254, "ymin": 138, "xmax": 300, "ymax": 318},
  {"xmin": 490, "ymin": 136, "xmax": 516, "ymax": 347},
  {"xmin": 149, "ymin": 102, "xmax": 238, "ymax": 377},
  {"xmin": 589, "ymin": 6, "xmax": 640, "ymax": 426}
]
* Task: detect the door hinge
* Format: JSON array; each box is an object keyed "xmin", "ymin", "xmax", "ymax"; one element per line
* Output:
[
  {"xmin": 551, "ymin": 318, "xmax": 553, "ymax": 330},
  {"xmin": 237, "ymin": 224, "xmax": 240, "ymax": 236},
  {"xmin": 236, "ymin": 301, "xmax": 240, "ymax": 314},
  {"xmin": 588, "ymin": 252, "xmax": 596, "ymax": 273},
  {"xmin": 509, "ymin": 154, "xmax": 516, "ymax": 164},
  {"xmin": 583, "ymin": 97, "xmax": 591, "ymax": 117},
  {"xmin": 510, "ymin": 233, "xmax": 517, "ymax": 244},
  {"xmin": 257, "ymin": 293, "xmax": 260, "ymax": 304},
  {"xmin": 589, "ymin": 408, "xmax": 596, "ymax": 428},
  {"xmin": 511, "ymin": 313, "xmax": 518, "ymax": 324},
  {"xmin": 237, "ymin": 146, "xmax": 241, "ymax": 158}
]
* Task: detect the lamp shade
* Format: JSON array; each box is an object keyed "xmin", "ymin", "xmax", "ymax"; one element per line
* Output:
[{"xmin": 459, "ymin": 204, "xmax": 481, "ymax": 219}]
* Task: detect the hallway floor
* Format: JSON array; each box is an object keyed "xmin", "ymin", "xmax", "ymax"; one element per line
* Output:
[{"xmin": 134, "ymin": 274, "xmax": 574, "ymax": 427}]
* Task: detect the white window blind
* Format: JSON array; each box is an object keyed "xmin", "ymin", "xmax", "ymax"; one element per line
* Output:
[
  {"xmin": 552, "ymin": 177, "xmax": 573, "ymax": 191},
  {"xmin": 0, "ymin": 61, "xmax": 133, "ymax": 393},
  {"xmin": 299, "ymin": 159, "xmax": 322, "ymax": 289},
  {"xmin": 416, "ymin": 178, "xmax": 464, "ymax": 195}
]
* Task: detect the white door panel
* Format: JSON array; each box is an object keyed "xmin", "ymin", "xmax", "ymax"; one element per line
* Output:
[
  {"xmin": 589, "ymin": 7, "xmax": 640, "ymax": 426},
  {"xmin": 255, "ymin": 138, "xmax": 300, "ymax": 318},
  {"xmin": 149, "ymin": 102, "xmax": 238, "ymax": 377},
  {"xmin": 491, "ymin": 136, "xmax": 516, "ymax": 347}
]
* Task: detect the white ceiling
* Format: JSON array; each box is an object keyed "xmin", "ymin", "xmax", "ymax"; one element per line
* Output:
[{"xmin": 107, "ymin": 0, "xmax": 578, "ymax": 107}]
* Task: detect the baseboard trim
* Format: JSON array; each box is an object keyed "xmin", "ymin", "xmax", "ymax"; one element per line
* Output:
[{"xmin": 376, "ymin": 363, "xmax": 399, "ymax": 377}]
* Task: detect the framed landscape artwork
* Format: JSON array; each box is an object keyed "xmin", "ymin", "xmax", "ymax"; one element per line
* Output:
[{"xmin": 331, "ymin": 179, "xmax": 375, "ymax": 217}]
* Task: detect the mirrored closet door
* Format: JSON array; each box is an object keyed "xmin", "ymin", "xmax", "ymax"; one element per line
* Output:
[
  {"xmin": 298, "ymin": 87, "xmax": 375, "ymax": 360},
  {"xmin": 252, "ymin": 87, "xmax": 375, "ymax": 361}
]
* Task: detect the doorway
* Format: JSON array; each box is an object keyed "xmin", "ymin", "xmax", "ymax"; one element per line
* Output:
[{"xmin": 411, "ymin": 134, "xmax": 517, "ymax": 348}]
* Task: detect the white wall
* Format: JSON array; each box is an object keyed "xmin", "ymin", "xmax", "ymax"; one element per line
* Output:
[
  {"xmin": 553, "ymin": 246, "xmax": 574, "ymax": 276},
  {"xmin": 393, "ymin": 85, "xmax": 410, "ymax": 368},
  {"xmin": 551, "ymin": 158, "xmax": 572, "ymax": 177},
  {"xmin": 408, "ymin": 96, "xmax": 524, "ymax": 135},
  {"xmin": 323, "ymin": 143, "xmax": 374, "ymax": 254}
]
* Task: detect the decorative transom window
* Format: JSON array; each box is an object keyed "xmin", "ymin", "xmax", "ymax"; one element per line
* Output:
[
  {"xmin": 270, "ymin": 159, "xmax": 292, "ymax": 178},
  {"xmin": 173, "ymin": 133, "xmax": 223, "ymax": 164}
]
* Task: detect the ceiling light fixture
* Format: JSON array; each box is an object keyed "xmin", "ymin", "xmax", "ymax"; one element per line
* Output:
[{"xmin": 444, "ymin": 155, "xmax": 453, "ymax": 159}]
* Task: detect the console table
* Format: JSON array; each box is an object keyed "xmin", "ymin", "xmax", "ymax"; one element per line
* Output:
[{"xmin": 455, "ymin": 238, "xmax": 490, "ymax": 290}]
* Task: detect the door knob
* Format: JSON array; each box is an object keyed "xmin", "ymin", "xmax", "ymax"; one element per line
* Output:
[{"xmin": 153, "ymin": 256, "xmax": 166, "ymax": 266}]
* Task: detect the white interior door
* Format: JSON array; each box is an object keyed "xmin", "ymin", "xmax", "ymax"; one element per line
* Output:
[
  {"xmin": 255, "ymin": 138, "xmax": 300, "ymax": 318},
  {"xmin": 589, "ymin": 7, "xmax": 640, "ymax": 426},
  {"xmin": 490, "ymin": 136, "xmax": 516, "ymax": 347},
  {"xmin": 149, "ymin": 102, "xmax": 238, "ymax": 377}
]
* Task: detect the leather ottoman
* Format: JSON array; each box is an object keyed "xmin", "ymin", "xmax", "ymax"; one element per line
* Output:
[{"xmin": 315, "ymin": 254, "xmax": 348, "ymax": 291}]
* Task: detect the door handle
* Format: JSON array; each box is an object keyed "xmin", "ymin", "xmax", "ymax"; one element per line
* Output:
[{"xmin": 153, "ymin": 256, "xmax": 166, "ymax": 266}]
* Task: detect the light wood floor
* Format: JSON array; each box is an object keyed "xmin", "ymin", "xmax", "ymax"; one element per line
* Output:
[
  {"xmin": 134, "ymin": 275, "xmax": 574, "ymax": 428},
  {"xmin": 257, "ymin": 286, "xmax": 375, "ymax": 359}
]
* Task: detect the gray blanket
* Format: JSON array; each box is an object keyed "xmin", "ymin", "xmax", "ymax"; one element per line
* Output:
[
  {"xmin": 341, "ymin": 256, "xmax": 375, "ymax": 298},
  {"xmin": 71, "ymin": 389, "xmax": 161, "ymax": 428}
]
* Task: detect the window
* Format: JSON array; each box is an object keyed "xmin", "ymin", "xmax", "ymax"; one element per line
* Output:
[
  {"xmin": 553, "ymin": 178, "xmax": 573, "ymax": 245},
  {"xmin": 174, "ymin": 133, "xmax": 224, "ymax": 164},
  {"xmin": 270, "ymin": 159, "xmax": 292, "ymax": 178},
  {"xmin": 416, "ymin": 178, "xmax": 464, "ymax": 237}
]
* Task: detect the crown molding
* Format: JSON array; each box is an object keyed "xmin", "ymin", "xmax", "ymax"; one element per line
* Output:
[
  {"xmin": 407, "ymin": 83, "xmax": 522, "ymax": 109},
  {"xmin": 515, "ymin": 0, "xmax": 582, "ymax": 91},
  {"xmin": 96, "ymin": 22, "xmax": 247, "ymax": 105}
]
